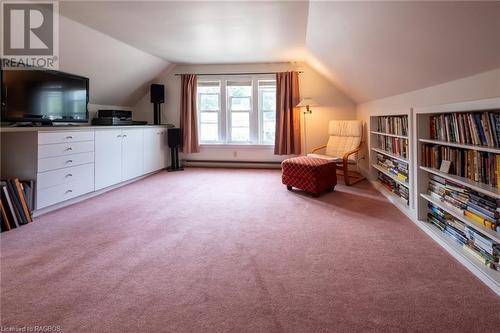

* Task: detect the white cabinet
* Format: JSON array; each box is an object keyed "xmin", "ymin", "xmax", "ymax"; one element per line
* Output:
[
  {"xmin": 36, "ymin": 131, "xmax": 96, "ymax": 209},
  {"xmin": 95, "ymin": 129, "xmax": 123, "ymax": 190},
  {"xmin": 143, "ymin": 128, "xmax": 167, "ymax": 174},
  {"xmin": 122, "ymin": 129, "xmax": 144, "ymax": 181},
  {"xmin": 95, "ymin": 128, "xmax": 145, "ymax": 190}
]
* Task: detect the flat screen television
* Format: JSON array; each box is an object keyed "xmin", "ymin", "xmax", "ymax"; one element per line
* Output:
[{"xmin": 1, "ymin": 68, "xmax": 89, "ymax": 123}]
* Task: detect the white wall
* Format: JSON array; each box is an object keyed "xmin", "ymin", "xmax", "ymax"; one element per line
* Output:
[
  {"xmin": 133, "ymin": 62, "xmax": 357, "ymax": 162},
  {"xmin": 59, "ymin": 15, "xmax": 170, "ymax": 107},
  {"xmin": 357, "ymin": 68, "xmax": 500, "ymax": 172}
]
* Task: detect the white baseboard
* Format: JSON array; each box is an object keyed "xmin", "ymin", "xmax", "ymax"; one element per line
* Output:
[{"xmin": 183, "ymin": 160, "xmax": 281, "ymax": 169}]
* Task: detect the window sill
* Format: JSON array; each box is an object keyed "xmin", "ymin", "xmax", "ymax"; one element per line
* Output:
[{"xmin": 199, "ymin": 143, "xmax": 274, "ymax": 149}]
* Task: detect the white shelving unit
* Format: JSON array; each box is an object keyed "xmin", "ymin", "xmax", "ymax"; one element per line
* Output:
[
  {"xmin": 413, "ymin": 97, "xmax": 500, "ymax": 295},
  {"xmin": 369, "ymin": 111, "xmax": 413, "ymax": 218}
]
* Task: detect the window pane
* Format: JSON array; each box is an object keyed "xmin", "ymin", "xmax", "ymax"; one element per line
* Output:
[
  {"xmin": 232, "ymin": 112, "xmax": 249, "ymax": 127},
  {"xmin": 228, "ymin": 85, "xmax": 251, "ymax": 97},
  {"xmin": 263, "ymin": 121, "xmax": 275, "ymax": 143},
  {"xmin": 230, "ymin": 97, "xmax": 251, "ymax": 111},
  {"xmin": 198, "ymin": 81, "xmax": 220, "ymax": 94},
  {"xmin": 200, "ymin": 112, "xmax": 218, "ymax": 123},
  {"xmin": 200, "ymin": 123, "xmax": 218, "ymax": 141},
  {"xmin": 200, "ymin": 94, "xmax": 219, "ymax": 111},
  {"xmin": 263, "ymin": 111, "xmax": 275, "ymax": 122},
  {"xmin": 231, "ymin": 127, "xmax": 250, "ymax": 142},
  {"xmin": 262, "ymin": 91, "xmax": 276, "ymax": 111}
]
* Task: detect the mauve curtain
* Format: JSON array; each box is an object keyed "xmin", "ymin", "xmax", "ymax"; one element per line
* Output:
[
  {"xmin": 180, "ymin": 74, "xmax": 200, "ymax": 153},
  {"xmin": 274, "ymin": 71, "xmax": 301, "ymax": 155}
]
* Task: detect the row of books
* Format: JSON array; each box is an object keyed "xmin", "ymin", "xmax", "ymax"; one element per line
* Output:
[
  {"xmin": 0, "ymin": 178, "xmax": 34, "ymax": 232},
  {"xmin": 377, "ymin": 116, "xmax": 408, "ymax": 136},
  {"xmin": 427, "ymin": 174, "xmax": 499, "ymax": 233},
  {"xmin": 429, "ymin": 111, "xmax": 500, "ymax": 148},
  {"xmin": 376, "ymin": 153, "xmax": 409, "ymax": 183},
  {"xmin": 377, "ymin": 172, "xmax": 409, "ymax": 204},
  {"xmin": 421, "ymin": 143, "xmax": 500, "ymax": 188},
  {"xmin": 427, "ymin": 202, "xmax": 499, "ymax": 270},
  {"xmin": 377, "ymin": 136, "xmax": 408, "ymax": 159}
]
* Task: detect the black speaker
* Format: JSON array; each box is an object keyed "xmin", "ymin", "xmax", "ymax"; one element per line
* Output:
[
  {"xmin": 167, "ymin": 128, "xmax": 183, "ymax": 172},
  {"xmin": 150, "ymin": 84, "xmax": 165, "ymax": 103},
  {"xmin": 167, "ymin": 128, "xmax": 182, "ymax": 148}
]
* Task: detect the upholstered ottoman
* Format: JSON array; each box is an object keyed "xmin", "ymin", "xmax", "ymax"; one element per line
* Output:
[{"xmin": 281, "ymin": 156, "xmax": 337, "ymax": 197}]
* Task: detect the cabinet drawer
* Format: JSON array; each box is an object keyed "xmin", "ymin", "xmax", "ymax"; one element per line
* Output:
[
  {"xmin": 36, "ymin": 179, "xmax": 94, "ymax": 209},
  {"xmin": 38, "ymin": 151, "xmax": 94, "ymax": 172},
  {"xmin": 39, "ymin": 131, "xmax": 94, "ymax": 145},
  {"xmin": 37, "ymin": 163, "xmax": 94, "ymax": 190},
  {"xmin": 38, "ymin": 141, "xmax": 94, "ymax": 159}
]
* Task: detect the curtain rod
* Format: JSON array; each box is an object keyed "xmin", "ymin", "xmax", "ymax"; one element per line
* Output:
[{"xmin": 174, "ymin": 71, "xmax": 303, "ymax": 76}]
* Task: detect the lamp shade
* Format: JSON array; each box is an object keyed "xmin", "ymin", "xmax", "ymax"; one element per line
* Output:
[{"xmin": 296, "ymin": 98, "xmax": 318, "ymax": 108}]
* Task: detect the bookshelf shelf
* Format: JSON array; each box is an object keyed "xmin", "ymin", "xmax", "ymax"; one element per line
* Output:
[
  {"xmin": 414, "ymin": 98, "xmax": 500, "ymax": 295},
  {"xmin": 419, "ymin": 138, "xmax": 500, "ymax": 154},
  {"xmin": 372, "ymin": 164, "xmax": 409, "ymax": 188},
  {"xmin": 371, "ymin": 147, "xmax": 408, "ymax": 163},
  {"xmin": 419, "ymin": 166, "xmax": 500, "ymax": 199},
  {"xmin": 369, "ymin": 112, "xmax": 412, "ymax": 210},
  {"xmin": 415, "ymin": 218, "xmax": 500, "ymax": 294},
  {"xmin": 420, "ymin": 193, "xmax": 500, "ymax": 243},
  {"xmin": 370, "ymin": 131, "xmax": 408, "ymax": 139}
]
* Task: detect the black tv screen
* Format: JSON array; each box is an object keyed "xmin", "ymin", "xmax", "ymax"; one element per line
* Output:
[{"xmin": 1, "ymin": 69, "xmax": 89, "ymax": 123}]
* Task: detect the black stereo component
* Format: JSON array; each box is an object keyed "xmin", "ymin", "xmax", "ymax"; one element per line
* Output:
[
  {"xmin": 91, "ymin": 118, "xmax": 147, "ymax": 126},
  {"xmin": 97, "ymin": 110, "xmax": 132, "ymax": 119}
]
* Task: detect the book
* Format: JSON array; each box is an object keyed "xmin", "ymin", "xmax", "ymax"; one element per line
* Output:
[
  {"xmin": 1, "ymin": 185, "xmax": 19, "ymax": 228},
  {"xmin": 12, "ymin": 178, "xmax": 32, "ymax": 223},
  {"xmin": 464, "ymin": 211, "xmax": 496, "ymax": 231},
  {"xmin": 0, "ymin": 200, "xmax": 11, "ymax": 232},
  {"xmin": 6, "ymin": 180, "xmax": 28, "ymax": 225}
]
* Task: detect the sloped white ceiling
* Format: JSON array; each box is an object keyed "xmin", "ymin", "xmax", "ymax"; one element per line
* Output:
[
  {"xmin": 59, "ymin": 15, "xmax": 170, "ymax": 106},
  {"xmin": 59, "ymin": 1, "xmax": 500, "ymax": 104},
  {"xmin": 306, "ymin": 1, "xmax": 500, "ymax": 102},
  {"xmin": 60, "ymin": 1, "xmax": 309, "ymax": 64}
]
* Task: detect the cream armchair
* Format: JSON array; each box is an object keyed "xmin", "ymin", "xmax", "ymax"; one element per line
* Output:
[{"xmin": 308, "ymin": 120, "xmax": 365, "ymax": 186}]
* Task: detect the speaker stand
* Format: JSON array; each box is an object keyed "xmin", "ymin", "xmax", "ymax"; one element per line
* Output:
[
  {"xmin": 167, "ymin": 146, "xmax": 184, "ymax": 172},
  {"xmin": 153, "ymin": 103, "xmax": 161, "ymax": 125}
]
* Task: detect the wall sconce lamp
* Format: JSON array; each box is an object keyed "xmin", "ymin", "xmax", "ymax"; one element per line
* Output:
[{"xmin": 296, "ymin": 98, "xmax": 318, "ymax": 114}]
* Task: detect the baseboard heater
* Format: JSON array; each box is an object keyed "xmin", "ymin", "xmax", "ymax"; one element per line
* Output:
[{"xmin": 183, "ymin": 160, "xmax": 282, "ymax": 169}]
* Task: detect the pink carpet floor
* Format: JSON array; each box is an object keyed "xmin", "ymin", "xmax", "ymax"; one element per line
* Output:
[{"xmin": 1, "ymin": 168, "xmax": 499, "ymax": 332}]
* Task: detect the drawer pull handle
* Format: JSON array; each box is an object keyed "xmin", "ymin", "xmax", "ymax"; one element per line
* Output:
[
  {"xmin": 66, "ymin": 147, "xmax": 73, "ymax": 151},
  {"xmin": 117, "ymin": 135, "xmax": 122, "ymax": 138},
  {"xmin": 66, "ymin": 173, "xmax": 73, "ymax": 177},
  {"xmin": 66, "ymin": 160, "xmax": 73, "ymax": 163},
  {"xmin": 122, "ymin": 134, "xmax": 127, "ymax": 138},
  {"xmin": 66, "ymin": 136, "xmax": 74, "ymax": 139},
  {"xmin": 66, "ymin": 189, "xmax": 73, "ymax": 193}
]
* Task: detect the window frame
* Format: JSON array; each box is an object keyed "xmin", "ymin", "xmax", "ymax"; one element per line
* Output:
[{"xmin": 197, "ymin": 74, "xmax": 276, "ymax": 146}]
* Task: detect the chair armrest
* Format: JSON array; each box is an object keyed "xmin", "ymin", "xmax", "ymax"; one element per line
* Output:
[
  {"xmin": 310, "ymin": 144, "xmax": 327, "ymax": 153},
  {"xmin": 342, "ymin": 147, "xmax": 361, "ymax": 161}
]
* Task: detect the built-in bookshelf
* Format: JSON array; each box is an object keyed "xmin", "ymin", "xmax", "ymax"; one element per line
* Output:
[
  {"xmin": 369, "ymin": 112, "xmax": 413, "ymax": 216},
  {"xmin": 414, "ymin": 98, "xmax": 500, "ymax": 295}
]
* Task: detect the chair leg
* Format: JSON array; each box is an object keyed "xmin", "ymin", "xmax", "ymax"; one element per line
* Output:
[{"xmin": 343, "ymin": 162, "xmax": 351, "ymax": 186}]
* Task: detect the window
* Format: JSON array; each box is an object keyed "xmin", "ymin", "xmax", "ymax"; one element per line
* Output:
[
  {"xmin": 198, "ymin": 81, "xmax": 221, "ymax": 142},
  {"xmin": 197, "ymin": 76, "xmax": 276, "ymax": 145}
]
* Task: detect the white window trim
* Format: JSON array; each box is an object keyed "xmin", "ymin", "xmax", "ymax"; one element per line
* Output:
[{"xmin": 197, "ymin": 74, "xmax": 275, "ymax": 146}]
